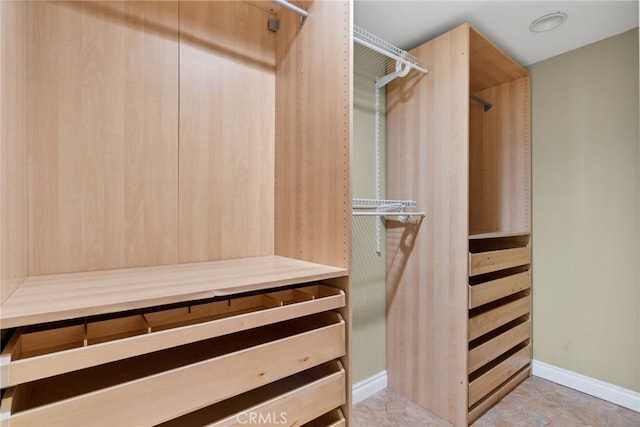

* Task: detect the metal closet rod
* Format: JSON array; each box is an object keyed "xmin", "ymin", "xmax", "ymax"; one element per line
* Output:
[
  {"xmin": 273, "ymin": 0, "xmax": 308, "ymax": 24},
  {"xmin": 470, "ymin": 94, "xmax": 492, "ymax": 112},
  {"xmin": 352, "ymin": 212, "xmax": 426, "ymax": 218}
]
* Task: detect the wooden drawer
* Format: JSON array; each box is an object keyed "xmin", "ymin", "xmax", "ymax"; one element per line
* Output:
[
  {"xmin": 468, "ymin": 320, "xmax": 530, "ymax": 373},
  {"xmin": 0, "ymin": 284, "xmax": 344, "ymax": 388},
  {"xmin": 86, "ymin": 314, "xmax": 150, "ymax": 344},
  {"xmin": 303, "ymin": 409, "xmax": 346, "ymax": 427},
  {"xmin": 1, "ymin": 312, "xmax": 345, "ymax": 427},
  {"xmin": 469, "ymin": 247, "xmax": 531, "ymax": 276},
  {"xmin": 468, "ymin": 365, "xmax": 530, "ymax": 424},
  {"xmin": 159, "ymin": 361, "xmax": 345, "ymax": 427},
  {"xmin": 468, "ymin": 295, "xmax": 530, "ymax": 341},
  {"xmin": 468, "ymin": 344, "xmax": 530, "ymax": 407},
  {"xmin": 469, "ymin": 271, "xmax": 531, "ymax": 309}
]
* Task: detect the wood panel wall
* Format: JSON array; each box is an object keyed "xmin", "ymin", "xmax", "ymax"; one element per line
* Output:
[
  {"xmin": 24, "ymin": 1, "xmax": 282, "ymax": 273},
  {"xmin": 6, "ymin": 0, "xmax": 351, "ymax": 282},
  {"xmin": 28, "ymin": 1, "xmax": 179, "ymax": 275},
  {"xmin": 178, "ymin": 1, "xmax": 275, "ymax": 262},
  {"xmin": 274, "ymin": 0, "xmax": 351, "ymax": 270},
  {"xmin": 469, "ymin": 77, "xmax": 531, "ymax": 234},
  {"xmin": 273, "ymin": 0, "xmax": 352, "ymax": 419},
  {"xmin": 386, "ymin": 24, "xmax": 470, "ymax": 426},
  {"xmin": 1, "ymin": 1, "xmax": 29, "ymax": 303}
]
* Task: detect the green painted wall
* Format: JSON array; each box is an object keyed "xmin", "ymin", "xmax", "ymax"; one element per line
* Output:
[
  {"xmin": 529, "ymin": 28, "xmax": 639, "ymax": 392},
  {"xmin": 351, "ymin": 56, "xmax": 387, "ymax": 383}
]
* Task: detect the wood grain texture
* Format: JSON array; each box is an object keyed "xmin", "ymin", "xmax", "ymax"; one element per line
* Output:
[
  {"xmin": 0, "ymin": 255, "xmax": 347, "ymax": 328},
  {"xmin": 469, "ymin": 247, "xmax": 531, "ymax": 276},
  {"xmin": 274, "ymin": 0, "xmax": 351, "ymax": 270},
  {"xmin": 387, "ymin": 23, "xmax": 531, "ymax": 425},
  {"xmin": 468, "ymin": 320, "xmax": 530, "ymax": 373},
  {"xmin": 274, "ymin": 2, "xmax": 352, "ymax": 422},
  {"xmin": 178, "ymin": 1, "xmax": 275, "ymax": 263},
  {"xmin": 467, "ymin": 366, "xmax": 530, "ymax": 424},
  {"xmin": 386, "ymin": 24, "xmax": 470, "ymax": 426},
  {"xmin": 469, "ymin": 26, "xmax": 528, "ymax": 93},
  {"xmin": 469, "ymin": 231, "xmax": 531, "ymax": 240},
  {"xmin": 2, "ymin": 282, "xmax": 344, "ymax": 387},
  {"xmin": 468, "ymin": 344, "xmax": 531, "ymax": 407},
  {"xmin": 469, "ymin": 77, "xmax": 531, "ymax": 235},
  {"xmin": 469, "ymin": 270, "xmax": 531, "ymax": 308},
  {"xmin": 4, "ymin": 316, "xmax": 345, "ymax": 426},
  {"xmin": 468, "ymin": 295, "xmax": 530, "ymax": 341},
  {"xmin": 246, "ymin": 1, "xmax": 283, "ymax": 15},
  {"xmin": 27, "ymin": 1, "xmax": 179, "ymax": 275},
  {"xmin": 0, "ymin": 1, "xmax": 29, "ymax": 304},
  {"xmin": 158, "ymin": 362, "xmax": 344, "ymax": 427}
]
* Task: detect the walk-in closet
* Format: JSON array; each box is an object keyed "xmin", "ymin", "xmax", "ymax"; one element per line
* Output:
[
  {"xmin": 1, "ymin": 1, "xmax": 351, "ymax": 425},
  {"xmin": 352, "ymin": 22, "xmax": 531, "ymax": 426}
]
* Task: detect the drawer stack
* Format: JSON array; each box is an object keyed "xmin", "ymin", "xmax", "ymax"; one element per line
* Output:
[
  {"xmin": 1, "ymin": 283, "xmax": 347, "ymax": 427},
  {"xmin": 467, "ymin": 234, "xmax": 532, "ymax": 422}
]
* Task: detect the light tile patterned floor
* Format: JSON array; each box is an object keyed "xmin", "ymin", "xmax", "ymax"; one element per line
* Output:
[{"xmin": 352, "ymin": 376, "xmax": 640, "ymax": 426}]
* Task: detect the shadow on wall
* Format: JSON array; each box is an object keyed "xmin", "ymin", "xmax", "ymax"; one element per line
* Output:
[{"xmin": 386, "ymin": 217, "xmax": 423, "ymax": 311}]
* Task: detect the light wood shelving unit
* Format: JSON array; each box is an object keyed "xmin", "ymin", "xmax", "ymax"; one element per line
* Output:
[
  {"xmin": 386, "ymin": 23, "xmax": 531, "ymax": 426},
  {"xmin": 0, "ymin": 1, "xmax": 352, "ymax": 425}
]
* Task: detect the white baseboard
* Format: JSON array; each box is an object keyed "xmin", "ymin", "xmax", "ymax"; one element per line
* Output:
[
  {"xmin": 351, "ymin": 364, "xmax": 639, "ymax": 413},
  {"xmin": 352, "ymin": 370, "xmax": 388, "ymax": 404},
  {"xmin": 532, "ymin": 360, "xmax": 640, "ymax": 413}
]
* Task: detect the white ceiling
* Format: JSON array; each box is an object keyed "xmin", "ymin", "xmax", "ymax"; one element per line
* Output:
[{"xmin": 354, "ymin": 1, "xmax": 639, "ymax": 66}]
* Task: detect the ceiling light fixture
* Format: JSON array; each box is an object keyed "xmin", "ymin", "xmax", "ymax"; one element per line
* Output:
[{"xmin": 529, "ymin": 11, "xmax": 568, "ymax": 33}]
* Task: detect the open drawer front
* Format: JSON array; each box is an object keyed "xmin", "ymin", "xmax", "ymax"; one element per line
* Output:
[
  {"xmin": 303, "ymin": 409, "xmax": 347, "ymax": 427},
  {"xmin": 1, "ymin": 284, "xmax": 344, "ymax": 388},
  {"xmin": 1, "ymin": 312, "xmax": 345, "ymax": 427},
  {"xmin": 468, "ymin": 234, "xmax": 531, "ymax": 277},
  {"xmin": 159, "ymin": 361, "xmax": 346, "ymax": 427}
]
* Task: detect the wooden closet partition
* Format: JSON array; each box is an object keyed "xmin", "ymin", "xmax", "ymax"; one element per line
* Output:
[
  {"xmin": 0, "ymin": 1, "xmax": 29, "ymax": 304},
  {"xmin": 386, "ymin": 25, "xmax": 470, "ymax": 424},
  {"xmin": 386, "ymin": 23, "xmax": 531, "ymax": 426},
  {"xmin": 275, "ymin": 0, "xmax": 351, "ymax": 269},
  {"xmin": 27, "ymin": 1, "xmax": 180, "ymax": 275},
  {"xmin": 179, "ymin": 1, "xmax": 276, "ymax": 262},
  {"xmin": 274, "ymin": 0, "xmax": 352, "ymax": 417}
]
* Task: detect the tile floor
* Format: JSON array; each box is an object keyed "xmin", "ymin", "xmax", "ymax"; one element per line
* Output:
[{"xmin": 352, "ymin": 376, "xmax": 640, "ymax": 426}]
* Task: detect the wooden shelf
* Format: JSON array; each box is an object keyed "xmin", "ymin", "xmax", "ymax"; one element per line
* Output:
[
  {"xmin": 468, "ymin": 232, "xmax": 530, "ymax": 240},
  {"xmin": 0, "ymin": 256, "xmax": 348, "ymax": 328}
]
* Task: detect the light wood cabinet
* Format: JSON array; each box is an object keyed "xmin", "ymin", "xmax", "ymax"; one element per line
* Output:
[
  {"xmin": 0, "ymin": 1, "xmax": 351, "ymax": 425},
  {"xmin": 386, "ymin": 23, "xmax": 531, "ymax": 426}
]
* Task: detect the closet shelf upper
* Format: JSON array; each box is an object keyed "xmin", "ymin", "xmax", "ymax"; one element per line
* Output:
[
  {"xmin": 0, "ymin": 256, "xmax": 347, "ymax": 329},
  {"xmin": 353, "ymin": 25, "xmax": 426, "ymax": 73},
  {"xmin": 354, "ymin": 25, "xmax": 427, "ymax": 88}
]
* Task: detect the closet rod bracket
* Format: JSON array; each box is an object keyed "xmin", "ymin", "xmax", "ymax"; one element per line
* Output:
[{"xmin": 470, "ymin": 94, "xmax": 493, "ymax": 112}]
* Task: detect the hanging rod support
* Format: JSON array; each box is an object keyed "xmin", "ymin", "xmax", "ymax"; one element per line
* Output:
[
  {"xmin": 272, "ymin": 0, "xmax": 308, "ymax": 26},
  {"xmin": 470, "ymin": 94, "xmax": 492, "ymax": 112},
  {"xmin": 353, "ymin": 25, "xmax": 428, "ymax": 88}
]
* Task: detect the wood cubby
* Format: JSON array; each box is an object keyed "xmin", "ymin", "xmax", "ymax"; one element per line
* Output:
[
  {"xmin": 1, "ymin": 0, "xmax": 352, "ymax": 425},
  {"xmin": 386, "ymin": 23, "xmax": 531, "ymax": 426}
]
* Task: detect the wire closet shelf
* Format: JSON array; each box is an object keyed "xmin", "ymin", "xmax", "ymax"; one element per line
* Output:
[
  {"xmin": 352, "ymin": 25, "xmax": 427, "ymax": 252},
  {"xmin": 352, "ymin": 199, "xmax": 425, "ymax": 223}
]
